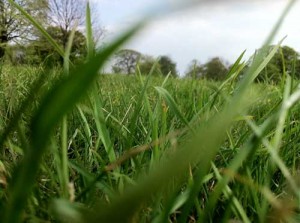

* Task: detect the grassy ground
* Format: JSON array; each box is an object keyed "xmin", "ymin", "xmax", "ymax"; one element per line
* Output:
[{"xmin": 1, "ymin": 63, "xmax": 300, "ymax": 222}]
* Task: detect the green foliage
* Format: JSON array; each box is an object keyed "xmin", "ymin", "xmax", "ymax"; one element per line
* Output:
[
  {"xmin": 138, "ymin": 55, "xmax": 161, "ymax": 75},
  {"xmin": 158, "ymin": 55, "xmax": 178, "ymax": 77},
  {"xmin": 138, "ymin": 55, "xmax": 178, "ymax": 77},
  {"xmin": 30, "ymin": 26, "xmax": 87, "ymax": 66},
  {"xmin": 185, "ymin": 57, "xmax": 229, "ymax": 81},
  {"xmin": 256, "ymin": 45, "xmax": 300, "ymax": 83},
  {"xmin": 202, "ymin": 57, "xmax": 229, "ymax": 81}
]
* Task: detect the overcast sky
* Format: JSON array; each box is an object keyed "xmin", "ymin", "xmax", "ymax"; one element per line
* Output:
[{"xmin": 94, "ymin": 0, "xmax": 300, "ymax": 75}]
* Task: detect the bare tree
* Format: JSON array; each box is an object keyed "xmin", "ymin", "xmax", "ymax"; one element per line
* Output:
[
  {"xmin": 47, "ymin": 0, "xmax": 105, "ymax": 50},
  {"xmin": 112, "ymin": 49, "xmax": 141, "ymax": 75},
  {"xmin": 47, "ymin": 0, "xmax": 85, "ymax": 48},
  {"xmin": 0, "ymin": 0, "xmax": 47, "ymax": 59}
]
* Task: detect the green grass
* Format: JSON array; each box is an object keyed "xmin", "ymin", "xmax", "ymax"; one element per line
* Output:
[
  {"xmin": 0, "ymin": 0, "xmax": 300, "ymax": 222},
  {"xmin": 1, "ymin": 69, "xmax": 299, "ymax": 222}
]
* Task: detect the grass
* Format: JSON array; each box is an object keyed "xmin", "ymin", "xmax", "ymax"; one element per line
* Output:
[{"xmin": 0, "ymin": 0, "xmax": 300, "ymax": 222}]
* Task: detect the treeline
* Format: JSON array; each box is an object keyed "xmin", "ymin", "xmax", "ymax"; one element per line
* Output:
[
  {"xmin": 110, "ymin": 49, "xmax": 227, "ymax": 79},
  {"xmin": 111, "ymin": 46, "xmax": 300, "ymax": 84}
]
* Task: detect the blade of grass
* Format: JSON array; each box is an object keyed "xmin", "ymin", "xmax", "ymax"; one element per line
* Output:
[
  {"xmin": 125, "ymin": 74, "xmax": 152, "ymax": 149},
  {"xmin": 59, "ymin": 24, "xmax": 77, "ymax": 199},
  {"xmin": 209, "ymin": 50, "xmax": 246, "ymax": 110},
  {"xmin": 86, "ymin": 0, "xmax": 95, "ymax": 60},
  {"xmin": 60, "ymin": 116, "xmax": 69, "ymax": 199},
  {"xmin": 155, "ymin": 87, "xmax": 191, "ymax": 131},
  {"xmin": 64, "ymin": 26, "xmax": 77, "ymax": 74},
  {"xmin": 89, "ymin": 89, "xmax": 117, "ymax": 163},
  {"xmin": 211, "ymin": 163, "xmax": 251, "ymax": 223}
]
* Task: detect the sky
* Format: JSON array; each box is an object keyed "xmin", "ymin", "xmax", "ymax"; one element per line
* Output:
[{"xmin": 93, "ymin": 0, "xmax": 300, "ymax": 75}]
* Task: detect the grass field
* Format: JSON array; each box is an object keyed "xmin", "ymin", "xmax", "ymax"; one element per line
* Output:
[
  {"xmin": 1, "ymin": 63, "xmax": 300, "ymax": 222},
  {"xmin": 1, "ymin": 0, "xmax": 300, "ymax": 222}
]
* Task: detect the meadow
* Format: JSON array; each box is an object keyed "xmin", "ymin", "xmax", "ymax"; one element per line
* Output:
[{"xmin": 0, "ymin": 0, "xmax": 300, "ymax": 223}]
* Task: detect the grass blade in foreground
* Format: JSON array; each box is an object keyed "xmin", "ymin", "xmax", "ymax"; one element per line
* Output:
[
  {"xmin": 86, "ymin": 0, "xmax": 95, "ymax": 60},
  {"xmin": 3, "ymin": 24, "xmax": 143, "ymax": 223}
]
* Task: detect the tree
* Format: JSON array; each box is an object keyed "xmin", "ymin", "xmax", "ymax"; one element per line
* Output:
[
  {"xmin": 47, "ymin": 0, "xmax": 105, "ymax": 50},
  {"xmin": 185, "ymin": 59, "xmax": 204, "ymax": 79},
  {"xmin": 112, "ymin": 49, "xmax": 141, "ymax": 74},
  {"xmin": 256, "ymin": 45, "xmax": 300, "ymax": 83},
  {"xmin": 202, "ymin": 57, "xmax": 228, "ymax": 81},
  {"xmin": 138, "ymin": 55, "xmax": 161, "ymax": 75},
  {"xmin": 47, "ymin": 0, "xmax": 85, "ymax": 49},
  {"xmin": 32, "ymin": 26, "xmax": 86, "ymax": 66},
  {"xmin": 158, "ymin": 55, "xmax": 178, "ymax": 77},
  {"xmin": 0, "ymin": 0, "xmax": 47, "ymax": 59}
]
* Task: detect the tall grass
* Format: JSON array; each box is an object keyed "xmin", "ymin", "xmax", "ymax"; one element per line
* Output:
[{"xmin": 0, "ymin": 0, "xmax": 300, "ymax": 222}]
